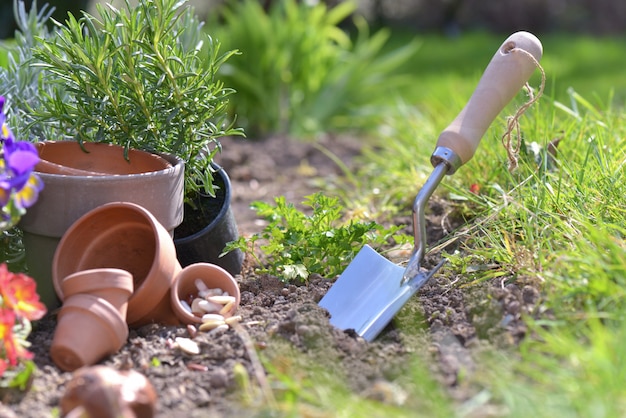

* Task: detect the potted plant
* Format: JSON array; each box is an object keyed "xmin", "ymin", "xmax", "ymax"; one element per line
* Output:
[
  {"xmin": 0, "ymin": 1, "xmax": 183, "ymax": 306},
  {"xmin": 10, "ymin": 0, "xmax": 244, "ymax": 278}
]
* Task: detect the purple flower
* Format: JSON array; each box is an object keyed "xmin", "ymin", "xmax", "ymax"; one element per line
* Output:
[
  {"xmin": 12, "ymin": 174, "xmax": 43, "ymax": 210},
  {"xmin": 2, "ymin": 138, "xmax": 39, "ymax": 192},
  {"xmin": 0, "ymin": 96, "xmax": 43, "ymax": 215}
]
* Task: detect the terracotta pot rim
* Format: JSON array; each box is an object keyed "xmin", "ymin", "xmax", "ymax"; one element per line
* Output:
[
  {"xmin": 34, "ymin": 141, "xmax": 181, "ymax": 178},
  {"xmin": 170, "ymin": 262, "xmax": 240, "ymax": 324},
  {"xmin": 61, "ymin": 268, "xmax": 134, "ymax": 299},
  {"xmin": 35, "ymin": 154, "xmax": 184, "ymax": 181}
]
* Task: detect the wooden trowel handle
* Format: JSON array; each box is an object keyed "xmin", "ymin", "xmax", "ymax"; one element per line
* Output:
[{"xmin": 435, "ymin": 31, "xmax": 543, "ymax": 166}]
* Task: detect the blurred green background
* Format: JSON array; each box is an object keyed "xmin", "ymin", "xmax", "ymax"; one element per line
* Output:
[
  {"xmin": 3, "ymin": 0, "xmax": 626, "ymax": 38},
  {"xmin": 2, "ymin": 0, "xmax": 625, "ymax": 126}
]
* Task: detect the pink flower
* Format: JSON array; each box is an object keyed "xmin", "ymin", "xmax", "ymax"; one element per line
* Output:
[
  {"xmin": 0, "ymin": 307, "xmax": 33, "ymax": 368},
  {"xmin": 0, "ymin": 264, "xmax": 46, "ymax": 321},
  {"xmin": 0, "ymin": 264, "xmax": 46, "ymax": 378},
  {"xmin": 0, "ymin": 358, "xmax": 7, "ymax": 376}
]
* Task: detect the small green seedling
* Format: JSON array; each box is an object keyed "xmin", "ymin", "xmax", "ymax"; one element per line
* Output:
[{"xmin": 223, "ymin": 193, "xmax": 409, "ymax": 283}]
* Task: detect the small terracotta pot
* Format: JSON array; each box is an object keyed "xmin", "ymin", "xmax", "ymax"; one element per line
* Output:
[
  {"xmin": 35, "ymin": 141, "xmax": 171, "ymax": 176},
  {"xmin": 50, "ymin": 294, "xmax": 129, "ymax": 372},
  {"xmin": 170, "ymin": 263, "xmax": 241, "ymax": 324},
  {"xmin": 53, "ymin": 202, "xmax": 182, "ymax": 327},
  {"xmin": 61, "ymin": 268, "xmax": 134, "ymax": 319}
]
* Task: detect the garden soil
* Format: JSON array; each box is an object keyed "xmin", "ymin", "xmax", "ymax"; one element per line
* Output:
[{"xmin": 2, "ymin": 135, "xmax": 542, "ymax": 417}]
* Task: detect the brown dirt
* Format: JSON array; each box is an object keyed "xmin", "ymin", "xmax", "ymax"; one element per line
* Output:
[{"xmin": 2, "ymin": 135, "xmax": 542, "ymax": 417}]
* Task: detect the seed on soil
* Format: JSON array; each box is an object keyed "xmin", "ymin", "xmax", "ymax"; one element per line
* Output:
[
  {"xmin": 165, "ymin": 338, "xmax": 176, "ymax": 350},
  {"xmin": 199, "ymin": 319, "xmax": 226, "ymax": 332},
  {"xmin": 201, "ymin": 313, "xmax": 225, "ymax": 322},
  {"xmin": 187, "ymin": 363, "xmax": 208, "ymax": 372},
  {"xmin": 225, "ymin": 315, "xmax": 242, "ymax": 325},
  {"xmin": 187, "ymin": 324, "xmax": 198, "ymax": 339},
  {"xmin": 175, "ymin": 337, "xmax": 200, "ymax": 355}
]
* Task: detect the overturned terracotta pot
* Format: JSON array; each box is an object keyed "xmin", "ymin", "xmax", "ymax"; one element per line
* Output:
[
  {"xmin": 61, "ymin": 268, "xmax": 134, "ymax": 319},
  {"xmin": 50, "ymin": 294, "xmax": 128, "ymax": 372},
  {"xmin": 53, "ymin": 202, "xmax": 181, "ymax": 327},
  {"xmin": 170, "ymin": 263, "xmax": 240, "ymax": 325}
]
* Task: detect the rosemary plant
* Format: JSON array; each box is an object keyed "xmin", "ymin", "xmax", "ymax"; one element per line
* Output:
[
  {"xmin": 0, "ymin": 0, "xmax": 56, "ymax": 143},
  {"xmin": 30, "ymin": 0, "xmax": 242, "ymax": 198}
]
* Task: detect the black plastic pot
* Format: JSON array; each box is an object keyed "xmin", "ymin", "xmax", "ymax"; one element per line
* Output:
[{"xmin": 173, "ymin": 165, "xmax": 243, "ymax": 276}]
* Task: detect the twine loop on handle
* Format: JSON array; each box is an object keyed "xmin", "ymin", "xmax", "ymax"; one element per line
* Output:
[{"xmin": 500, "ymin": 47, "xmax": 546, "ymax": 171}]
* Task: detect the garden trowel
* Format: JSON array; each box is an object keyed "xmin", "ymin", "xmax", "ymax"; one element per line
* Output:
[{"xmin": 319, "ymin": 31, "xmax": 543, "ymax": 342}]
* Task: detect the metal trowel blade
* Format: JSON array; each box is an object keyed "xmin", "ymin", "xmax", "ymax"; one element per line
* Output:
[{"xmin": 319, "ymin": 244, "xmax": 406, "ymax": 341}]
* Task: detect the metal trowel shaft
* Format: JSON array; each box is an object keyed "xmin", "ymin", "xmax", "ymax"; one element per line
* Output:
[{"xmin": 402, "ymin": 31, "xmax": 543, "ymax": 283}]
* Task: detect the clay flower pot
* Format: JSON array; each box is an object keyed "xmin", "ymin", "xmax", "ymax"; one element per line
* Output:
[
  {"xmin": 50, "ymin": 294, "xmax": 129, "ymax": 372},
  {"xmin": 19, "ymin": 141, "xmax": 184, "ymax": 309},
  {"xmin": 61, "ymin": 268, "xmax": 134, "ymax": 319},
  {"xmin": 53, "ymin": 202, "xmax": 182, "ymax": 327},
  {"xmin": 34, "ymin": 141, "xmax": 172, "ymax": 176},
  {"xmin": 170, "ymin": 263, "xmax": 241, "ymax": 324}
]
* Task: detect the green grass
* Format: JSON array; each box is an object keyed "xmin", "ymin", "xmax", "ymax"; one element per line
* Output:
[
  {"xmin": 202, "ymin": 29, "xmax": 626, "ymax": 416},
  {"xmin": 334, "ymin": 31, "xmax": 626, "ymax": 417},
  {"xmin": 209, "ymin": 0, "xmax": 420, "ymax": 138},
  {"xmin": 233, "ymin": 30, "xmax": 626, "ymax": 416},
  {"xmin": 385, "ymin": 30, "xmax": 626, "ymax": 107}
]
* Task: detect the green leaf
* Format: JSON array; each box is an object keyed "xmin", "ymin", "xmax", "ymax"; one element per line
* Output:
[{"xmin": 223, "ymin": 192, "xmax": 408, "ymax": 284}]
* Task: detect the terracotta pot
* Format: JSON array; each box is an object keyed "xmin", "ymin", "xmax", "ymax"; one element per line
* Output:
[
  {"xmin": 19, "ymin": 141, "xmax": 184, "ymax": 309},
  {"xmin": 34, "ymin": 141, "xmax": 171, "ymax": 176},
  {"xmin": 52, "ymin": 202, "xmax": 182, "ymax": 327},
  {"xmin": 174, "ymin": 164, "xmax": 243, "ymax": 276},
  {"xmin": 170, "ymin": 263, "xmax": 241, "ymax": 324},
  {"xmin": 61, "ymin": 268, "xmax": 134, "ymax": 319},
  {"xmin": 50, "ymin": 294, "xmax": 129, "ymax": 372}
]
